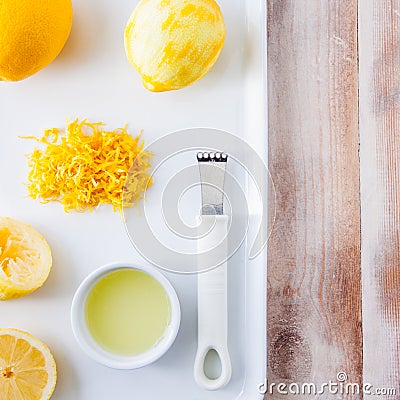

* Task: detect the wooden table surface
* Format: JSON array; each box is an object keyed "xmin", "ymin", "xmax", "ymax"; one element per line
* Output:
[{"xmin": 266, "ymin": 1, "xmax": 399, "ymax": 398}]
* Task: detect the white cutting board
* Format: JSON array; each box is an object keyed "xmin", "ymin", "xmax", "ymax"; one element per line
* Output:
[{"xmin": 0, "ymin": 0, "xmax": 267, "ymax": 398}]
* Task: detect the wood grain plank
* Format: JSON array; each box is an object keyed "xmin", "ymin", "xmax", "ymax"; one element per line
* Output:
[
  {"xmin": 359, "ymin": 1, "xmax": 400, "ymax": 397},
  {"xmin": 266, "ymin": 1, "xmax": 362, "ymax": 398}
]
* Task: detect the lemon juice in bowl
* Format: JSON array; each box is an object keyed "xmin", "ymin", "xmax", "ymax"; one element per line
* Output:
[
  {"xmin": 71, "ymin": 263, "xmax": 181, "ymax": 369},
  {"xmin": 85, "ymin": 269, "xmax": 171, "ymax": 355}
]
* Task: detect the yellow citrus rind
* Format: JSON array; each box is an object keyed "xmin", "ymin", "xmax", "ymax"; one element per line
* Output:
[{"xmin": 125, "ymin": 0, "xmax": 226, "ymax": 92}]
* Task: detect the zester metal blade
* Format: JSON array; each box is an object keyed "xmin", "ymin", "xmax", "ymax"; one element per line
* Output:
[{"xmin": 197, "ymin": 152, "xmax": 228, "ymax": 215}]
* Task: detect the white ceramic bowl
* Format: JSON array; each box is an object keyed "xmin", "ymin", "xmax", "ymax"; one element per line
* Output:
[{"xmin": 71, "ymin": 262, "xmax": 181, "ymax": 369}]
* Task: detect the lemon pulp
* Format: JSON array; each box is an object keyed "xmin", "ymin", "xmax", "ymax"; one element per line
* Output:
[
  {"xmin": 0, "ymin": 329, "xmax": 57, "ymax": 400},
  {"xmin": 85, "ymin": 269, "xmax": 171, "ymax": 356}
]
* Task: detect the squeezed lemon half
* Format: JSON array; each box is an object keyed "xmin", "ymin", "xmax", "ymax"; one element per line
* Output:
[
  {"xmin": 0, "ymin": 329, "xmax": 57, "ymax": 399},
  {"xmin": 0, "ymin": 217, "xmax": 52, "ymax": 300},
  {"xmin": 124, "ymin": 0, "xmax": 226, "ymax": 91}
]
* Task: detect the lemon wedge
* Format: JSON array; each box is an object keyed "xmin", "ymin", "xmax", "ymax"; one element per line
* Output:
[
  {"xmin": 0, "ymin": 217, "xmax": 52, "ymax": 300},
  {"xmin": 0, "ymin": 329, "xmax": 57, "ymax": 399}
]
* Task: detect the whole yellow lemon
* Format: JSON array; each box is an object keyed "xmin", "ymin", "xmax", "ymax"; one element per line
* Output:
[
  {"xmin": 124, "ymin": 0, "xmax": 226, "ymax": 92},
  {"xmin": 0, "ymin": 0, "xmax": 73, "ymax": 82}
]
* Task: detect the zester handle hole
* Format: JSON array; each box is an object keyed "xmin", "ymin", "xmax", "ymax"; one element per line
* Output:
[{"xmin": 204, "ymin": 349, "xmax": 222, "ymax": 380}]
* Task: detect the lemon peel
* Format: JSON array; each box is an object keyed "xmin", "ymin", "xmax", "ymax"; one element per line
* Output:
[
  {"xmin": 23, "ymin": 119, "xmax": 153, "ymax": 213},
  {"xmin": 124, "ymin": 0, "xmax": 226, "ymax": 92}
]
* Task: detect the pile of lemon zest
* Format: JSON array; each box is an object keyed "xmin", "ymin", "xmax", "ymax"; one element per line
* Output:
[{"xmin": 23, "ymin": 119, "xmax": 153, "ymax": 213}]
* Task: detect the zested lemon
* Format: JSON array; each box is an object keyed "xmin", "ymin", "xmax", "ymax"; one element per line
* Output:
[
  {"xmin": 0, "ymin": 329, "xmax": 57, "ymax": 399},
  {"xmin": 124, "ymin": 0, "xmax": 226, "ymax": 92},
  {"xmin": 0, "ymin": 217, "xmax": 52, "ymax": 300},
  {"xmin": 0, "ymin": 0, "xmax": 73, "ymax": 81}
]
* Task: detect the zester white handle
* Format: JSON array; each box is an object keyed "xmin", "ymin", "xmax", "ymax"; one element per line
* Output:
[{"xmin": 194, "ymin": 215, "xmax": 232, "ymax": 390}]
